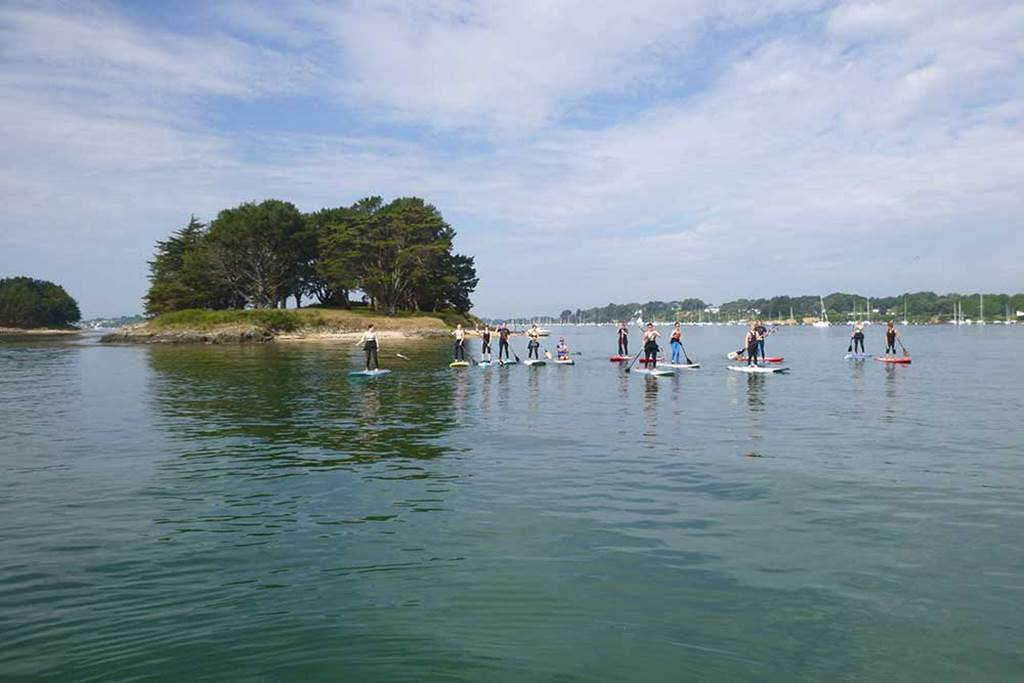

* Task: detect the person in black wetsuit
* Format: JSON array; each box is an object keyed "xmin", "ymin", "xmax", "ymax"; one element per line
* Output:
[
  {"xmin": 497, "ymin": 322, "xmax": 512, "ymax": 361},
  {"xmin": 481, "ymin": 325, "xmax": 492, "ymax": 361},
  {"xmin": 360, "ymin": 324, "xmax": 379, "ymax": 371},
  {"xmin": 744, "ymin": 324, "xmax": 759, "ymax": 366},
  {"xmin": 617, "ymin": 323, "xmax": 629, "ymax": 355},
  {"xmin": 851, "ymin": 321, "xmax": 866, "ymax": 353},
  {"xmin": 527, "ymin": 324, "xmax": 541, "ymax": 359},
  {"xmin": 642, "ymin": 323, "xmax": 660, "ymax": 368},
  {"xmin": 884, "ymin": 321, "xmax": 900, "ymax": 356}
]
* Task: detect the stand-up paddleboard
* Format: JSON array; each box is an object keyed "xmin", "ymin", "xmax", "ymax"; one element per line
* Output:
[
  {"xmin": 477, "ymin": 360, "xmax": 493, "ymax": 367},
  {"xmin": 875, "ymin": 356, "xmax": 912, "ymax": 364},
  {"xmin": 449, "ymin": 360, "xmax": 470, "ymax": 368},
  {"xmin": 350, "ymin": 368, "xmax": 391, "ymax": 377},
  {"xmin": 728, "ymin": 365, "xmax": 789, "ymax": 374},
  {"xmin": 727, "ymin": 353, "xmax": 784, "ymax": 363},
  {"xmin": 633, "ymin": 368, "xmax": 675, "ymax": 376},
  {"xmin": 660, "ymin": 362, "xmax": 700, "ymax": 369},
  {"xmin": 844, "ymin": 352, "xmax": 872, "ymax": 360},
  {"xmin": 524, "ymin": 359, "xmax": 546, "ymax": 366},
  {"xmin": 609, "ymin": 355, "xmax": 632, "ymax": 362},
  {"xmin": 498, "ymin": 359, "xmax": 518, "ymax": 366},
  {"xmin": 554, "ymin": 358, "xmax": 575, "ymax": 365}
]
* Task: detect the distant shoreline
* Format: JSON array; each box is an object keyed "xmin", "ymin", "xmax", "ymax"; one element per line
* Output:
[
  {"xmin": 99, "ymin": 308, "xmax": 473, "ymax": 345},
  {"xmin": 0, "ymin": 326, "xmax": 82, "ymax": 336}
]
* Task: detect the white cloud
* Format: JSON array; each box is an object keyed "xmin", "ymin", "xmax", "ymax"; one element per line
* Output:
[{"xmin": 0, "ymin": 0, "xmax": 1022, "ymax": 317}]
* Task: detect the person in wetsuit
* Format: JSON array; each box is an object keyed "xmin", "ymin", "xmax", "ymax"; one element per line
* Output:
[
  {"xmin": 527, "ymin": 324, "xmax": 541, "ymax": 359},
  {"xmin": 481, "ymin": 325, "xmax": 492, "ymax": 361},
  {"xmin": 754, "ymin": 319, "xmax": 768, "ymax": 362},
  {"xmin": 670, "ymin": 322, "xmax": 683, "ymax": 364},
  {"xmin": 851, "ymin": 320, "xmax": 866, "ymax": 353},
  {"xmin": 617, "ymin": 323, "xmax": 629, "ymax": 355},
  {"xmin": 744, "ymin": 324, "xmax": 759, "ymax": 366},
  {"xmin": 884, "ymin": 321, "xmax": 900, "ymax": 356},
  {"xmin": 360, "ymin": 324, "xmax": 379, "ymax": 371},
  {"xmin": 497, "ymin": 322, "xmax": 512, "ymax": 361},
  {"xmin": 642, "ymin": 323, "xmax": 660, "ymax": 368},
  {"xmin": 452, "ymin": 323, "xmax": 466, "ymax": 360}
]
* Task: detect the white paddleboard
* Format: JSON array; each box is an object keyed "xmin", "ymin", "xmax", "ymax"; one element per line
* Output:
[
  {"xmin": 350, "ymin": 369, "xmax": 391, "ymax": 377},
  {"xmin": 660, "ymin": 362, "xmax": 700, "ymax": 369},
  {"xmin": 524, "ymin": 359, "xmax": 547, "ymax": 366},
  {"xmin": 728, "ymin": 365, "xmax": 788, "ymax": 374},
  {"xmin": 554, "ymin": 359, "xmax": 575, "ymax": 365},
  {"xmin": 633, "ymin": 368, "xmax": 675, "ymax": 376},
  {"xmin": 844, "ymin": 353, "xmax": 872, "ymax": 360}
]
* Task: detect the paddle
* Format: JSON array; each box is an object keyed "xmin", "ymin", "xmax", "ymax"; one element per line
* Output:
[
  {"xmin": 679, "ymin": 341, "xmax": 694, "ymax": 365},
  {"xmin": 898, "ymin": 338, "xmax": 910, "ymax": 357},
  {"xmin": 395, "ymin": 353, "xmax": 410, "ymax": 360},
  {"xmin": 847, "ymin": 336, "xmax": 853, "ymax": 353},
  {"xmin": 624, "ymin": 318, "xmax": 651, "ymax": 373}
]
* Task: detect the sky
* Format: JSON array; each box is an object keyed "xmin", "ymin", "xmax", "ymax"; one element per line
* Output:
[{"xmin": 1, "ymin": 0, "xmax": 1022, "ymax": 319}]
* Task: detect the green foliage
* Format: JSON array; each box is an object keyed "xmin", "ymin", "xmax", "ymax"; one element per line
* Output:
[
  {"xmin": 149, "ymin": 308, "xmax": 301, "ymax": 332},
  {"xmin": 145, "ymin": 196, "xmax": 477, "ymax": 318},
  {"xmin": 0, "ymin": 277, "xmax": 81, "ymax": 328},
  {"xmin": 558, "ymin": 300, "xmax": 707, "ymax": 323}
]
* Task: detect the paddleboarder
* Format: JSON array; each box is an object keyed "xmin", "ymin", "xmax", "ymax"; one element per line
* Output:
[
  {"xmin": 754, "ymin": 319, "xmax": 768, "ymax": 362},
  {"xmin": 359, "ymin": 324, "xmax": 379, "ymax": 371},
  {"xmin": 744, "ymin": 324, "xmax": 759, "ymax": 366},
  {"xmin": 481, "ymin": 324, "xmax": 492, "ymax": 361},
  {"xmin": 497, "ymin": 322, "xmax": 512, "ymax": 361},
  {"xmin": 453, "ymin": 323, "xmax": 466, "ymax": 361},
  {"xmin": 527, "ymin": 324, "xmax": 541, "ymax": 360},
  {"xmin": 851, "ymin": 320, "xmax": 866, "ymax": 353},
  {"xmin": 617, "ymin": 322, "xmax": 629, "ymax": 356},
  {"xmin": 884, "ymin": 321, "xmax": 901, "ymax": 356},
  {"xmin": 642, "ymin": 322, "xmax": 660, "ymax": 368},
  {"xmin": 669, "ymin": 322, "xmax": 683, "ymax": 364},
  {"xmin": 556, "ymin": 337, "xmax": 570, "ymax": 360}
]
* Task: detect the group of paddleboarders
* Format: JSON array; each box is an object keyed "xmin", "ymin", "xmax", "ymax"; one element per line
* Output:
[
  {"xmin": 741, "ymin": 320, "xmax": 771, "ymax": 366},
  {"xmin": 851, "ymin": 320, "xmax": 903, "ymax": 356}
]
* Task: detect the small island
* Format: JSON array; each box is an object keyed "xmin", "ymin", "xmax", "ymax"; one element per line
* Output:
[
  {"xmin": 0, "ymin": 276, "xmax": 82, "ymax": 335},
  {"xmin": 102, "ymin": 195, "xmax": 478, "ymax": 344}
]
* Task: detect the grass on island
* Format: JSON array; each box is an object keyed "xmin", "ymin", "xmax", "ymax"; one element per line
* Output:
[{"xmin": 146, "ymin": 307, "xmax": 474, "ymax": 333}]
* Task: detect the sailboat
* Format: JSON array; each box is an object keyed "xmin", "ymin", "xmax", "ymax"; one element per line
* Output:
[
  {"xmin": 902, "ymin": 296, "xmax": 909, "ymax": 326},
  {"xmin": 812, "ymin": 296, "xmax": 830, "ymax": 327},
  {"xmin": 978, "ymin": 294, "xmax": 986, "ymax": 325}
]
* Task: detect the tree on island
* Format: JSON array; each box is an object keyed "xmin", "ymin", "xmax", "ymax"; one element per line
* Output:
[
  {"xmin": 144, "ymin": 196, "xmax": 477, "ymax": 316},
  {"xmin": 0, "ymin": 277, "xmax": 81, "ymax": 328}
]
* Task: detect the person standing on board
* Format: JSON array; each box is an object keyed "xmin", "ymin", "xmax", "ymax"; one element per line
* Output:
[
  {"xmin": 617, "ymin": 322, "xmax": 629, "ymax": 356},
  {"xmin": 453, "ymin": 323, "xmax": 466, "ymax": 361},
  {"xmin": 744, "ymin": 324, "xmax": 760, "ymax": 366},
  {"xmin": 669, "ymin": 322, "xmax": 683, "ymax": 364},
  {"xmin": 642, "ymin": 322, "xmax": 660, "ymax": 368},
  {"xmin": 851, "ymin": 320, "xmax": 866, "ymax": 353},
  {"xmin": 753, "ymin": 319, "xmax": 768, "ymax": 362},
  {"xmin": 497, "ymin": 322, "xmax": 512, "ymax": 362},
  {"xmin": 527, "ymin": 324, "xmax": 541, "ymax": 360},
  {"xmin": 481, "ymin": 324, "xmax": 492, "ymax": 361},
  {"xmin": 360, "ymin": 324, "xmax": 379, "ymax": 371},
  {"xmin": 884, "ymin": 321, "xmax": 901, "ymax": 356}
]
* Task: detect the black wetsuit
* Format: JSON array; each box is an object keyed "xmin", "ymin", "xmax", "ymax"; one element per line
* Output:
[
  {"xmin": 454, "ymin": 335, "xmax": 465, "ymax": 360},
  {"xmin": 363, "ymin": 336, "xmax": 379, "ymax": 370},
  {"xmin": 618, "ymin": 328, "xmax": 629, "ymax": 355},
  {"xmin": 482, "ymin": 330, "xmax": 491, "ymax": 357},
  {"xmin": 498, "ymin": 327, "xmax": 511, "ymax": 360},
  {"xmin": 885, "ymin": 329, "xmax": 897, "ymax": 354},
  {"xmin": 528, "ymin": 334, "xmax": 540, "ymax": 359},
  {"xmin": 853, "ymin": 329, "xmax": 865, "ymax": 353},
  {"xmin": 643, "ymin": 334, "xmax": 659, "ymax": 367},
  {"xmin": 746, "ymin": 333, "xmax": 759, "ymax": 366}
]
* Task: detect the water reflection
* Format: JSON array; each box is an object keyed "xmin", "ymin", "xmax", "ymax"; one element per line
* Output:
[
  {"xmin": 147, "ymin": 344, "xmax": 458, "ymax": 463},
  {"xmin": 745, "ymin": 374, "xmax": 765, "ymax": 412}
]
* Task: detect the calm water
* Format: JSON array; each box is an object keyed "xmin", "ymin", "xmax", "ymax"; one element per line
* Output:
[{"xmin": 2, "ymin": 325, "xmax": 1022, "ymax": 681}]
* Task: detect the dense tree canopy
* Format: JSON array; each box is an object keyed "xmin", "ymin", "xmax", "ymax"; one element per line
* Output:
[
  {"xmin": 0, "ymin": 277, "xmax": 81, "ymax": 328},
  {"xmin": 145, "ymin": 197, "xmax": 477, "ymax": 316}
]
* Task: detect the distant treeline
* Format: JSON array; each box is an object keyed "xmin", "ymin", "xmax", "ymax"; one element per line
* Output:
[
  {"xmin": 146, "ymin": 197, "xmax": 478, "ymax": 317},
  {"xmin": 0, "ymin": 277, "xmax": 81, "ymax": 328},
  {"xmin": 557, "ymin": 292, "xmax": 1024, "ymax": 323}
]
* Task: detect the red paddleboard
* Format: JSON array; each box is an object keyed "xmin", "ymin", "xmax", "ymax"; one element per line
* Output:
[
  {"xmin": 609, "ymin": 355, "xmax": 632, "ymax": 361},
  {"xmin": 875, "ymin": 357, "xmax": 912, "ymax": 364},
  {"xmin": 737, "ymin": 356, "xmax": 784, "ymax": 363}
]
